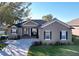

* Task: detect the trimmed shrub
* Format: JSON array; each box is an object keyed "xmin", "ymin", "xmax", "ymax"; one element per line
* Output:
[
  {"xmin": 0, "ymin": 36, "xmax": 8, "ymax": 42},
  {"xmin": 54, "ymin": 42, "xmax": 69, "ymax": 45},
  {"xmin": 32, "ymin": 41, "xmax": 42, "ymax": 46},
  {"xmin": 54, "ymin": 42, "xmax": 61, "ymax": 45}
]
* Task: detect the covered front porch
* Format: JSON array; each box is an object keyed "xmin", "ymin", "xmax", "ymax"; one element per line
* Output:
[
  {"xmin": 17, "ymin": 20, "xmax": 39, "ymax": 39},
  {"xmin": 19, "ymin": 21, "xmax": 39, "ymax": 38},
  {"xmin": 22, "ymin": 27, "xmax": 39, "ymax": 38}
]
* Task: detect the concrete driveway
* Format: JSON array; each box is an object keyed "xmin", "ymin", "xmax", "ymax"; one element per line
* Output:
[{"xmin": 0, "ymin": 39, "xmax": 35, "ymax": 56}]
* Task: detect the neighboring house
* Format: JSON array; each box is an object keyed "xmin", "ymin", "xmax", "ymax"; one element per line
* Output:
[
  {"xmin": 8, "ymin": 18, "xmax": 73, "ymax": 44},
  {"xmin": 0, "ymin": 24, "xmax": 6, "ymax": 35},
  {"xmin": 68, "ymin": 18, "xmax": 79, "ymax": 36}
]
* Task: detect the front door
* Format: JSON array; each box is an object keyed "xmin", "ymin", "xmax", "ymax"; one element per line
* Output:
[{"xmin": 31, "ymin": 28, "xmax": 38, "ymax": 38}]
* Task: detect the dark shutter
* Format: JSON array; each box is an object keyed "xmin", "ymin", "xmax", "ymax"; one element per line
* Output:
[
  {"xmin": 31, "ymin": 28, "xmax": 32, "ymax": 37},
  {"xmin": 11, "ymin": 28, "xmax": 12, "ymax": 33},
  {"xmin": 50, "ymin": 31, "xmax": 52, "ymax": 39},
  {"xmin": 16, "ymin": 29, "xmax": 17, "ymax": 34},
  {"xmin": 44, "ymin": 31, "xmax": 45, "ymax": 39},
  {"xmin": 60, "ymin": 31, "xmax": 62, "ymax": 40},
  {"xmin": 66, "ymin": 31, "xmax": 68, "ymax": 40},
  {"xmin": 37, "ymin": 28, "xmax": 38, "ymax": 38}
]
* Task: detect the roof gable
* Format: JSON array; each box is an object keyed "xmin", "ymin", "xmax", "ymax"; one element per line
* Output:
[
  {"xmin": 41, "ymin": 18, "xmax": 72, "ymax": 29},
  {"xmin": 22, "ymin": 20, "xmax": 39, "ymax": 26},
  {"xmin": 21, "ymin": 19, "xmax": 47, "ymax": 26}
]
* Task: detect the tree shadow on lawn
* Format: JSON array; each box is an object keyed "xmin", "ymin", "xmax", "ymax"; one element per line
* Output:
[{"xmin": 28, "ymin": 45, "xmax": 79, "ymax": 56}]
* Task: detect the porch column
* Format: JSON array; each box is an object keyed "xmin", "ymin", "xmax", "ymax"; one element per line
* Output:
[{"xmin": 29, "ymin": 27, "xmax": 31, "ymax": 36}]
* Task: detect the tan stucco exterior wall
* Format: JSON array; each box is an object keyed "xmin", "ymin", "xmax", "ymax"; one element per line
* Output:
[{"xmin": 38, "ymin": 22, "xmax": 72, "ymax": 44}]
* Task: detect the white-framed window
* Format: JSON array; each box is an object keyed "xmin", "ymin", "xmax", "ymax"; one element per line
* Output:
[
  {"xmin": 32, "ymin": 28, "xmax": 37, "ymax": 35},
  {"xmin": 11, "ymin": 28, "xmax": 17, "ymax": 35},
  {"xmin": 32, "ymin": 28, "xmax": 37, "ymax": 32},
  {"xmin": 60, "ymin": 30, "xmax": 68, "ymax": 40},
  {"xmin": 44, "ymin": 30, "xmax": 52, "ymax": 40}
]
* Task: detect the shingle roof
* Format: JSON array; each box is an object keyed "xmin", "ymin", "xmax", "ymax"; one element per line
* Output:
[
  {"xmin": 67, "ymin": 18, "xmax": 79, "ymax": 26},
  {"xmin": 31, "ymin": 19, "xmax": 47, "ymax": 26},
  {"xmin": 9, "ymin": 18, "xmax": 73, "ymax": 29},
  {"xmin": 13, "ymin": 19, "xmax": 47, "ymax": 27}
]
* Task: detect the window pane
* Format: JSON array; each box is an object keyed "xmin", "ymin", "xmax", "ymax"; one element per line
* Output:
[
  {"xmin": 12, "ymin": 29, "xmax": 16, "ymax": 33},
  {"xmin": 45, "ymin": 31, "xmax": 51, "ymax": 40},
  {"xmin": 12, "ymin": 28, "xmax": 17, "ymax": 35},
  {"xmin": 32, "ymin": 28, "xmax": 37, "ymax": 32},
  {"xmin": 32, "ymin": 28, "xmax": 37, "ymax": 35},
  {"xmin": 62, "ymin": 35, "xmax": 66, "ymax": 39},
  {"xmin": 61, "ymin": 31, "xmax": 66, "ymax": 40}
]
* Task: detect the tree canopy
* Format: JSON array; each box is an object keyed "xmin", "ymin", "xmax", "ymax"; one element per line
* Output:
[
  {"xmin": 42, "ymin": 14, "xmax": 53, "ymax": 21},
  {"xmin": 0, "ymin": 2, "xmax": 32, "ymax": 25}
]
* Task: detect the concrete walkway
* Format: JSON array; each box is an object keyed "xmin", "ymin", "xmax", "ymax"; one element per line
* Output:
[{"xmin": 0, "ymin": 39, "xmax": 35, "ymax": 56}]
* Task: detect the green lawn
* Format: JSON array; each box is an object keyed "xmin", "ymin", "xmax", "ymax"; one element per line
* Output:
[
  {"xmin": 28, "ymin": 45, "xmax": 79, "ymax": 56},
  {"xmin": 28, "ymin": 35, "xmax": 79, "ymax": 56},
  {"xmin": 0, "ymin": 44, "xmax": 7, "ymax": 50}
]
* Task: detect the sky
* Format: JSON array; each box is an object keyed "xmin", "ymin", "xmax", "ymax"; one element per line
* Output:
[{"xmin": 29, "ymin": 2, "xmax": 79, "ymax": 22}]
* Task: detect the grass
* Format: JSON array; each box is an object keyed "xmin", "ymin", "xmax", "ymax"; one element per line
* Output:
[
  {"xmin": 0, "ymin": 44, "xmax": 7, "ymax": 50},
  {"xmin": 0, "ymin": 39, "xmax": 8, "ymax": 50},
  {"xmin": 0, "ymin": 34, "xmax": 8, "ymax": 36},
  {"xmin": 28, "ymin": 35, "xmax": 79, "ymax": 56},
  {"xmin": 28, "ymin": 45, "xmax": 79, "ymax": 56}
]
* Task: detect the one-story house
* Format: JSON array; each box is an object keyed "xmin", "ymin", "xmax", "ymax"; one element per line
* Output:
[
  {"xmin": 68, "ymin": 18, "xmax": 79, "ymax": 36},
  {"xmin": 6, "ymin": 18, "xmax": 73, "ymax": 44},
  {"xmin": 0, "ymin": 23, "xmax": 7, "ymax": 35}
]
